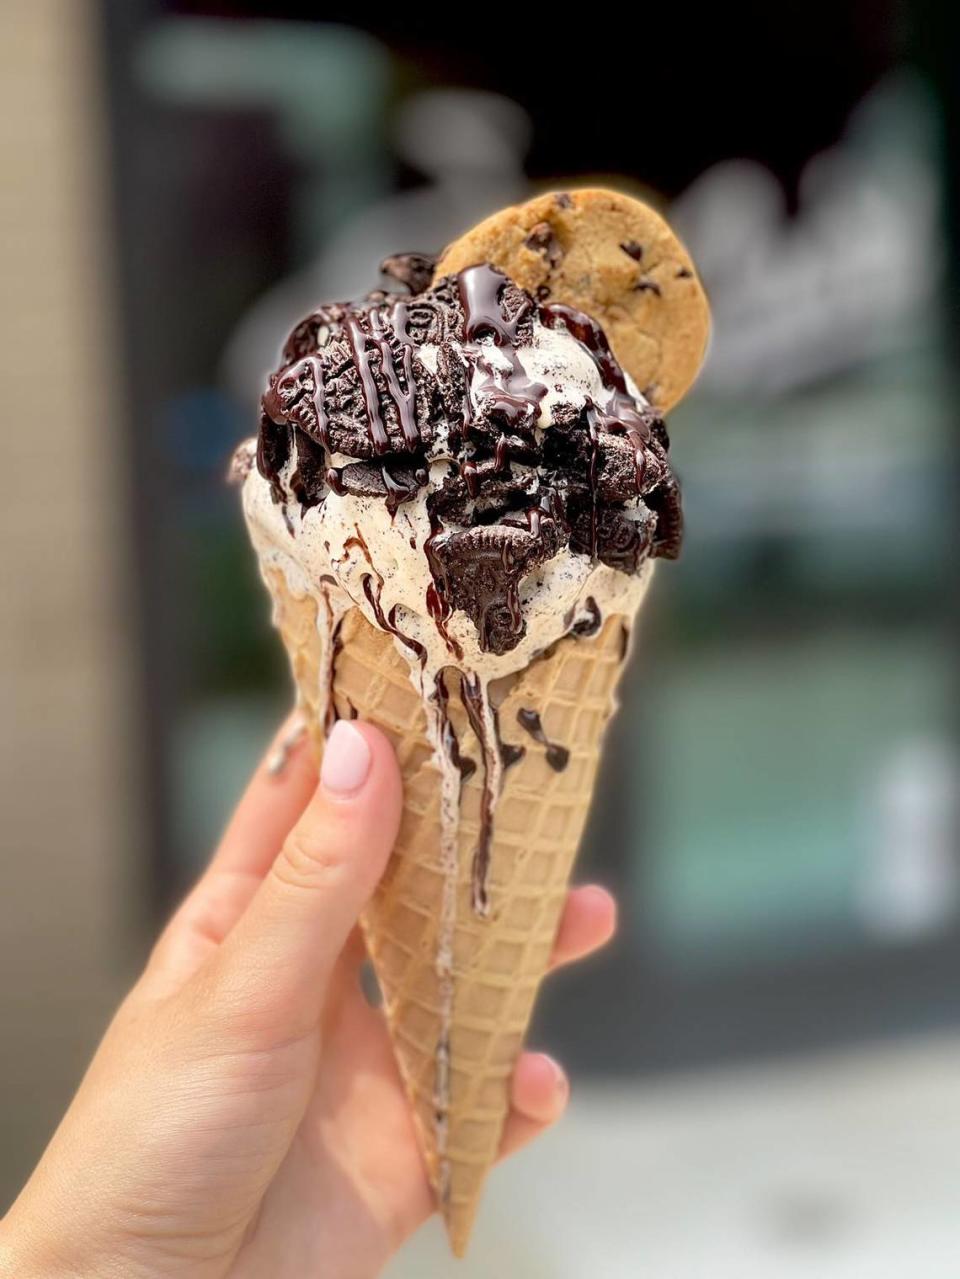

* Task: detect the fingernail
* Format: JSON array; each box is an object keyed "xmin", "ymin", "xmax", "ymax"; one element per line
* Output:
[
  {"xmin": 541, "ymin": 1053, "xmax": 569, "ymax": 1099},
  {"xmin": 321, "ymin": 721, "xmax": 372, "ymax": 795}
]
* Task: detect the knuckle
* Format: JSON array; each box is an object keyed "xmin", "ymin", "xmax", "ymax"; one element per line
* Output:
[
  {"xmin": 183, "ymin": 959, "xmax": 290, "ymax": 1055},
  {"xmin": 274, "ymin": 826, "xmax": 350, "ymax": 893}
]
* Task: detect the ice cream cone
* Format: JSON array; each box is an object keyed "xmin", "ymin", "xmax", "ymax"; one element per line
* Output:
[
  {"xmin": 264, "ymin": 566, "xmax": 640, "ymax": 1255},
  {"xmin": 236, "ymin": 188, "xmax": 707, "ymax": 1254}
]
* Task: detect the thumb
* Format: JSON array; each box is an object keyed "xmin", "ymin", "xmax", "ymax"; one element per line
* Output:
[{"xmin": 205, "ymin": 720, "xmax": 402, "ymax": 1044}]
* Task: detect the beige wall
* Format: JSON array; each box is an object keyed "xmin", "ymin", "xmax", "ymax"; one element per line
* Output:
[{"xmin": 0, "ymin": 1, "xmax": 143, "ymax": 1208}]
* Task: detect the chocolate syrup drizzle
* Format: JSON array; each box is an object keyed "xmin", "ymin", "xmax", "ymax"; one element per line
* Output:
[
  {"xmin": 459, "ymin": 672, "xmax": 500, "ymax": 915},
  {"xmin": 424, "ymin": 509, "xmax": 464, "ymax": 661},
  {"xmin": 434, "ymin": 671, "xmax": 477, "ymax": 784},
  {"xmin": 516, "ymin": 709, "xmax": 570, "ymax": 772},
  {"xmin": 539, "ymin": 301, "xmax": 660, "ymax": 500},
  {"xmin": 457, "ymin": 266, "xmax": 546, "ymax": 442},
  {"xmin": 496, "ymin": 709, "xmax": 526, "ymax": 770},
  {"xmin": 361, "ymin": 575, "xmax": 427, "ymax": 666},
  {"xmin": 324, "ymin": 615, "xmax": 345, "ymax": 735}
]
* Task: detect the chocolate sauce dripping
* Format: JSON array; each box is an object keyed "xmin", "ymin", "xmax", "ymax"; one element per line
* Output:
[
  {"xmin": 459, "ymin": 264, "xmax": 530, "ymax": 343},
  {"xmin": 540, "ymin": 301, "xmax": 659, "ymax": 498},
  {"xmin": 381, "ymin": 464, "xmax": 428, "ymax": 518},
  {"xmin": 323, "ymin": 616, "xmax": 345, "ymax": 735},
  {"xmin": 361, "ymin": 574, "xmax": 427, "ymax": 666},
  {"xmin": 494, "ymin": 705, "xmax": 525, "ymax": 771},
  {"xmin": 426, "ymin": 583, "xmax": 463, "ymax": 661},
  {"xmin": 516, "ymin": 709, "xmax": 570, "ymax": 772},
  {"xmin": 454, "ymin": 266, "xmax": 548, "ymax": 499},
  {"xmin": 424, "ymin": 505, "xmax": 464, "ymax": 661},
  {"xmin": 387, "ymin": 604, "xmax": 427, "ymax": 665},
  {"xmin": 503, "ymin": 490, "xmax": 565, "ymax": 540},
  {"xmin": 585, "ymin": 406, "xmax": 600, "ymax": 557},
  {"xmin": 494, "ymin": 433, "xmax": 510, "ymax": 471},
  {"xmin": 303, "ymin": 355, "xmax": 331, "ymax": 451},
  {"xmin": 288, "ymin": 470, "xmax": 311, "ymax": 511},
  {"xmin": 346, "ymin": 302, "xmax": 425, "ymax": 459},
  {"xmin": 344, "ymin": 317, "xmax": 391, "ymax": 455},
  {"xmin": 342, "ymin": 531, "xmax": 373, "ymax": 569},
  {"xmin": 434, "ymin": 672, "xmax": 477, "ymax": 783},
  {"xmin": 540, "ymin": 303, "xmax": 626, "ymax": 393},
  {"xmin": 457, "ymin": 264, "xmax": 546, "ymax": 437},
  {"xmin": 370, "ymin": 303, "xmax": 421, "ymax": 452},
  {"xmin": 434, "ymin": 1027, "xmax": 451, "ymax": 1167},
  {"xmin": 262, "ymin": 354, "xmax": 331, "ymax": 455},
  {"xmin": 594, "ymin": 401, "xmax": 654, "ymax": 496},
  {"xmin": 459, "ymin": 672, "xmax": 498, "ymax": 915},
  {"xmin": 325, "ymin": 466, "xmax": 346, "ymax": 496},
  {"xmin": 522, "ymin": 504, "xmax": 545, "ymax": 537}
]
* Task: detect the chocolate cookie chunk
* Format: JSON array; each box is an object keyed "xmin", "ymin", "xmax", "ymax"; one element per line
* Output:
[
  {"xmin": 431, "ymin": 521, "xmax": 564, "ymax": 654},
  {"xmin": 336, "ymin": 460, "xmax": 428, "ymax": 514},
  {"xmin": 434, "ymin": 189, "xmax": 710, "ymax": 413},
  {"xmin": 380, "ymin": 252, "xmax": 437, "ymax": 295}
]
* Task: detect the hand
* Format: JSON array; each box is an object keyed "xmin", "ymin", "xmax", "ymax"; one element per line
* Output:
[{"xmin": 0, "ymin": 715, "xmax": 617, "ymax": 1279}]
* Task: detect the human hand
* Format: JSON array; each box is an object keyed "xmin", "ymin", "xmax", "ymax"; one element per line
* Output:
[{"xmin": 0, "ymin": 715, "xmax": 617, "ymax": 1279}]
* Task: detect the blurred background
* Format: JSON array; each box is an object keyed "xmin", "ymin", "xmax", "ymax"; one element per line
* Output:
[{"xmin": 2, "ymin": 0, "xmax": 959, "ymax": 1273}]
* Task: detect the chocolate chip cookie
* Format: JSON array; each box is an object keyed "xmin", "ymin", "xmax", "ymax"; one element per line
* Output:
[{"xmin": 434, "ymin": 188, "xmax": 710, "ymax": 412}]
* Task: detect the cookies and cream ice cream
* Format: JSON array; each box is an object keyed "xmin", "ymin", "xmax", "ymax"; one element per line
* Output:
[{"xmin": 238, "ymin": 256, "xmax": 681, "ymax": 890}]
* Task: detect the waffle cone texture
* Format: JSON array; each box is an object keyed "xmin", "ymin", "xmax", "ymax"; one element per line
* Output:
[{"xmin": 264, "ymin": 568, "xmax": 631, "ymax": 1254}]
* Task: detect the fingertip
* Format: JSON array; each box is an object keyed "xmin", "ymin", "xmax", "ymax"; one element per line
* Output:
[
  {"xmin": 579, "ymin": 884, "xmax": 618, "ymax": 940},
  {"xmin": 208, "ymin": 712, "xmax": 317, "ymax": 879},
  {"xmin": 317, "ymin": 719, "xmax": 402, "ymax": 827},
  {"xmin": 281, "ymin": 718, "xmax": 402, "ymax": 898},
  {"xmin": 511, "ymin": 1051, "xmax": 569, "ymax": 1123},
  {"xmin": 550, "ymin": 884, "xmax": 618, "ymax": 971}
]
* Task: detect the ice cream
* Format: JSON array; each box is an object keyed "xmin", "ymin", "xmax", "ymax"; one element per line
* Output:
[
  {"xmin": 241, "ymin": 258, "xmax": 678, "ymax": 885},
  {"xmin": 235, "ymin": 189, "xmax": 709, "ymax": 1254}
]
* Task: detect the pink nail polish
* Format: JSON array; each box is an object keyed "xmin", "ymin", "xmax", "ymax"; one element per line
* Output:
[
  {"xmin": 321, "ymin": 721, "xmax": 372, "ymax": 795},
  {"xmin": 539, "ymin": 1053, "xmax": 568, "ymax": 1097}
]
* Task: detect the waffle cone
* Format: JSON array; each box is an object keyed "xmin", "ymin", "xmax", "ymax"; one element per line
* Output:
[{"xmin": 264, "ymin": 568, "xmax": 631, "ymax": 1255}]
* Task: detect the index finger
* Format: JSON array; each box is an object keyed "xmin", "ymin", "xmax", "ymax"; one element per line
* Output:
[{"xmin": 210, "ymin": 710, "xmax": 318, "ymax": 878}]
